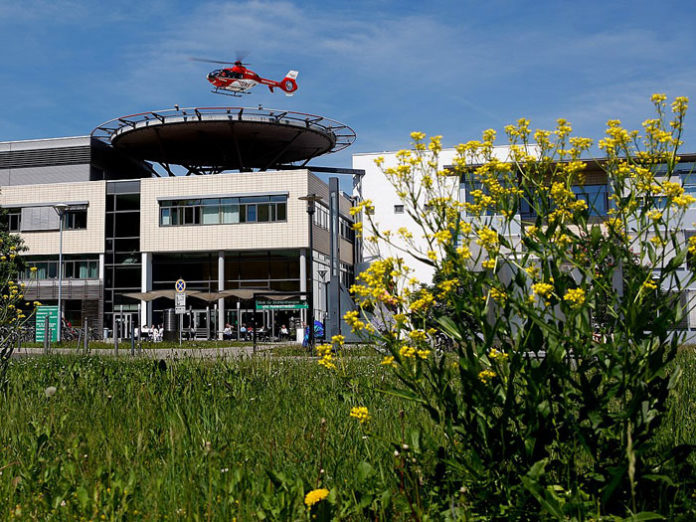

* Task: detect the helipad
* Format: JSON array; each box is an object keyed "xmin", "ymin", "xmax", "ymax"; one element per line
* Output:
[{"xmin": 92, "ymin": 107, "xmax": 357, "ymax": 174}]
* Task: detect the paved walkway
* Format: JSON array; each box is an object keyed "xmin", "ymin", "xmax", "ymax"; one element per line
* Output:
[{"xmin": 11, "ymin": 344, "xmax": 279, "ymax": 359}]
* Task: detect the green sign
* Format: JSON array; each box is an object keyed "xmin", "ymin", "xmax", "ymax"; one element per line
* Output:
[
  {"xmin": 36, "ymin": 305, "xmax": 59, "ymax": 342},
  {"xmin": 255, "ymin": 299, "xmax": 308, "ymax": 311}
]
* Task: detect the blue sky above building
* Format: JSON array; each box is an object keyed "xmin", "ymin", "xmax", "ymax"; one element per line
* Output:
[{"xmin": 1, "ymin": 0, "xmax": 695, "ymax": 169}]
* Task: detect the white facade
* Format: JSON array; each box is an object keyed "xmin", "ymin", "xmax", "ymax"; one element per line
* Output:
[{"xmin": 352, "ymin": 145, "xmax": 513, "ymax": 285}]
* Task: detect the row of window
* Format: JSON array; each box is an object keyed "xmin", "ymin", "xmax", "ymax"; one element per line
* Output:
[
  {"xmin": 467, "ymin": 183, "xmax": 611, "ymax": 218},
  {"xmin": 160, "ymin": 196, "xmax": 287, "ymax": 226},
  {"xmin": 23, "ymin": 259, "xmax": 99, "ymax": 280},
  {"xmin": 2, "ymin": 209, "xmax": 87, "ymax": 232},
  {"xmin": 313, "ymin": 204, "xmax": 355, "ymax": 241}
]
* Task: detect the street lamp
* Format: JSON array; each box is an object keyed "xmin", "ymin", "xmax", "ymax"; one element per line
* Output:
[
  {"xmin": 299, "ymin": 193, "xmax": 323, "ymax": 349},
  {"xmin": 53, "ymin": 203, "xmax": 69, "ymax": 343}
]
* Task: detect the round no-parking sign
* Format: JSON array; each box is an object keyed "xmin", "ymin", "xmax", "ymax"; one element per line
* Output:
[{"xmin": 175, "ymin": 279, "xmax": 186, "ymax": 293}]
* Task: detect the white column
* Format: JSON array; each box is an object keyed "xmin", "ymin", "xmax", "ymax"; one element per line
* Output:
[
  {"xmin": 299, "ymin": 248, "xmax": 307, "ymax": 324},
  {"xmin": 218, "ymin": 250, "xmax": 225, "ymax": 340},
  {"xmin": 141, "ymin": 252, "xmax": 152, "ymax": 327}
]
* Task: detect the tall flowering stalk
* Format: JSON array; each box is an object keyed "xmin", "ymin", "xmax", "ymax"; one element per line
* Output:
[
  {"xmin": 0, "ymin": 228, "xmax": 35, "ymax": 392},
  {"xmin": 348, "ymin": 96, "xmax": 696, "ymax": 518}
]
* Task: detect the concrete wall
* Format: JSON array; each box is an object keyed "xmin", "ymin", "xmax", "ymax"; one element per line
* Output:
[
  {"xmin": 0, "ymin": 180, "xmax": 106, "ymax": 255},
  {"xmin": 141, "ymin": 170, "xmax": 311, "ymax": 253}
]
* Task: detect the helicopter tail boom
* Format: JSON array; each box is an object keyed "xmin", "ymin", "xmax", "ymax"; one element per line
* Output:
[{"xmin": 279, "ymin": 70, "xmax": 299, "ymax": 95}]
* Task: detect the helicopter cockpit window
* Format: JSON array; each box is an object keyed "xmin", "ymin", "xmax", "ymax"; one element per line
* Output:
[{"xmin": 231, "ymin": 71, "xmax": 242, "ymax": 79}]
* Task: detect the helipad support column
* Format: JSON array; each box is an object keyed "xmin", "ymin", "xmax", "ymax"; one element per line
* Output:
[
  {"xmin": 299, "ymin": 248, "xmax": 307, "ymax": 325},
  {"xmin": 141, "ymin": 252, "xmax": 152, "ymax": 327},
  {"xmin": 218, "ymin": 250, "xmax": 225, "ymax": 340}
]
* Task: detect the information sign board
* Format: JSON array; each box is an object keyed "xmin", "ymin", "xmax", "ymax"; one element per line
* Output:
[
  {"xmin": 175, "ymin": 292, "xmax": 186, "ymax": 314},
  {"xmin": 35, "ymin": 305, "xmax": 59, "ymax": 342},
  {"xmin": 255, "ymin": 299, "xmax": 308, "ymax": 311}
]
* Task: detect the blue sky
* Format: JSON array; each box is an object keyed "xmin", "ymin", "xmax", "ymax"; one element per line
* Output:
[{"xmin": 1, "ymin": 0, "xmax": 695, "ymax": 170}]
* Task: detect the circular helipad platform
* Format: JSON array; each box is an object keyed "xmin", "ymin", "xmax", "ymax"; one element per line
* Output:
[{"xmin": 92, "ymin": 107, "xmax": 356, "ymax": 173}]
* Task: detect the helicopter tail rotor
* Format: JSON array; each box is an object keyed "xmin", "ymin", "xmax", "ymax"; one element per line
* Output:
[{"xmin": 279, "ymin": 70, "xmax": 299, "ymax": 95}]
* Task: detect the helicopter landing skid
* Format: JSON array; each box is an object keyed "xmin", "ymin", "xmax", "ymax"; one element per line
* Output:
[{"xmin": 211, "ymin": 89, "xmax": 249, "ymax": 97}]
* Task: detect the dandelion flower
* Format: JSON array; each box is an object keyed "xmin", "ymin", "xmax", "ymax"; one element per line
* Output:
[
  {"xmin": 350, "ymin": 406, "xmax": 370, "ymax": 424},
  {"xmin": 304, "ymin": 488, "xmax": 329, "ymax": 507}
]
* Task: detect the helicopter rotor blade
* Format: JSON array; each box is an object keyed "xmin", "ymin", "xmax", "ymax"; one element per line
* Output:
[{"xmin": 190, "ymin": 57, "xmax": 238, "ymax": 65}]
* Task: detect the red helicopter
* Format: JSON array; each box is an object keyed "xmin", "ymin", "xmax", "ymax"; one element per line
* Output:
[{"xmin": 193, "ymin": 57, "xmax": 298, "ymax": 97}]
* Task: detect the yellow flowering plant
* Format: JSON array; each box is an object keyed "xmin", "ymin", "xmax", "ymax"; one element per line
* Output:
[
  {"xmin": 0, "ymin": 222, "xmax": 34, "ymax": 391},
  {"xmin": 347, "ymin": 95, "xmax": 696, "ymax": 518}
]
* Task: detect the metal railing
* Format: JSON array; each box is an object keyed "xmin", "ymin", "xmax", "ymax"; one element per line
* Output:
[{"xmin": 92, "ymin": 106, "xmax": 357, "ymax": 154}]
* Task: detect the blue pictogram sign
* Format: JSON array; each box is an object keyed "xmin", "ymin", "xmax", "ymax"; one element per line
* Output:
[{"xmin": 175, "ymin": 279, "xmax": 186, "ymax": 293}]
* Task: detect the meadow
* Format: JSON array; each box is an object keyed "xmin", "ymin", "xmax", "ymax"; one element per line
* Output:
[
  {"xmin": 1, "ymin": 349, "xmax": 695, "ymax": 520},
  {"xmin": 0, "ymin": 352, "xmax": 429, "ymax": 520}
]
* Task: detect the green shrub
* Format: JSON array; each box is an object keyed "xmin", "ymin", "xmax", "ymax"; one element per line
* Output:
[{"xmin": 349, "ymin": 95, "xmax": 696, "ymax": 519}]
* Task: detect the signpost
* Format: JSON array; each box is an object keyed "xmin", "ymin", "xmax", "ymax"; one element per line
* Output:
[
  {"xmin": 175, "ymin": 279, "xmax": 186, "ymax": 345},
  {"xmin": 35, "ymin": 305, "xmax": 59, "ymax": 343},
  {"xmin": 175, "ymin": 292, "xmax": 187, "ymax": 314}
]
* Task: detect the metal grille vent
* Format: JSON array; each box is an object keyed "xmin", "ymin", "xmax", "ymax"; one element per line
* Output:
[{"xmin": 0, "ymin": 146, "xmax": 91, "ymax": 169}]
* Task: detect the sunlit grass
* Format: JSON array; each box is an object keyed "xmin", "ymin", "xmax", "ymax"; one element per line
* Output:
[
  {"xmin": 1, "ymin": 350, "xmax": 695, "ymax": 519},
  {"xmin": 0, "ymin": 355, "xmax": 424, "ymax": 519}
]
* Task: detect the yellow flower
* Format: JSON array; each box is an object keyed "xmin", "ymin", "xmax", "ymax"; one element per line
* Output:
[
  {"xmin": 408, "ymin": 329, "xmax": 427, "ymax": 342},
  {"xmin": 651, "ymin": 93, "xmax": 667, "ymax": 104},
  {"xmin": 304, "ymin": 488, "xmax": 330, "ymax": 507},
  {"xmin": 489, "ymin": 287, "xmax": 507, "ymax": 303},
  {"xmin": 350, "ymin": 406, "xmax": 370, "ymax": 424},
  {"xmin": 563, "ymin": 288, "xmax": 586, "ymax": 309},
  {"xmin": 416, "ymin": 349, "xmax": 431, "ymax": 359},
  {"xmin": 489, "ymin": 348, "xmax": 509, "ymax": 361},
  {"xmin": 331, "ymin": 334, "xmax": 345, "ymax": 346},
  {"xmin": 381, "ymin": 356, "xmax": 395, "ymax": 366},
  {"xmin": 478, "ymin": 369, "xmax": 497, "ymax": 383},
  {"xmin": 481, "ymin": 258, "xmax": 496, "ymax": 270},
  {"xmin": 456, "ymin": 245, "xmax": 472, "ymax": 259},
  {"xmin": 30, "ymin": 266, "xmax": 38, "ymax": 272},
  {"xmin": 476, "ymin": 227, "xmax": 499, "ymax": 250},
  {"xmin": 647, "ymin": 210, "xmax": 662, "ymax": 222},
  {"xmin": 642, "ymin": 279, "xmax": 658, "ymax": 291},
  {"xmin": 532, "ymin": 282, "xmax": 554, "ymax": 299},
  {"xmin": 399, "ymin": 345, "xmax": 417, "ymax": 358}
]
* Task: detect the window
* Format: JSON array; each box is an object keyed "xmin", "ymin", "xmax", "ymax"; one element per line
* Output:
[
  {"xmin": 394, "ymin": 205, "xmax": 404, "ymax": 214},
  {"xmin": 682, "ymin": 170, "xmax": 696, "ymax": 208},
  {"xmin": 572, "ymin": 185, "xmax": 608, "ymax": 217},
  {"xmin": 24, "ymin": 258, "xmax": 98, "ymax": 280},
  {"xmin": 313, "ymin": 204, "xmax": 330, "ymax": 229},
  {"xmin": 340, "ymin": 217, "xmax": 355, "ymax": 242},
  {"xmin": 63, "ymin": 209, "xmax": 87, "ymax": 230},
  {"xmin": 159, "ymin": 195, "xmax": 288, "ymax": 227},
  {"xmin": 1, "ymin": 209, "xmax": 21, "ymax": 232}
]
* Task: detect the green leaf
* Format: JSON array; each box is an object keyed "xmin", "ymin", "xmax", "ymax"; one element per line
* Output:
[
  {"xmin": 436, "ymin": 316, "xmax": 463, "ymax": 341},
  {"xmin": 357, "ymin": 461, "xmax": 374, "ymax": 482},
  {"xmin": 622, "ymin": 512, "xmax": 665, "ymax": 521}
]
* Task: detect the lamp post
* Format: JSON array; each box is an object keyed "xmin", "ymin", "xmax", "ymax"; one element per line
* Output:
[
  {"xmin": 299, "ymin": 193, "xmax": 323, "ymax": 349},
  {"xmin": 53, "ymin": 203, "xmax": 69, "ymax": 343}
]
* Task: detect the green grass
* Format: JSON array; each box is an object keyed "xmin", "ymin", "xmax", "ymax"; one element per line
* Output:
[
  {"xmin": 0, "ymin": 355, "xmax": 426, "ymax": 520},
  {"xmin": 268, "ymin": 344, "xmax": 379, "ymax": 357},
  {"xmin": 17, "ymin": 339, "xmax": 278, "ymax": 350},
  {"xmin": 2, "ymin": 350, "xmax": 696, "ymax": 520}
]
